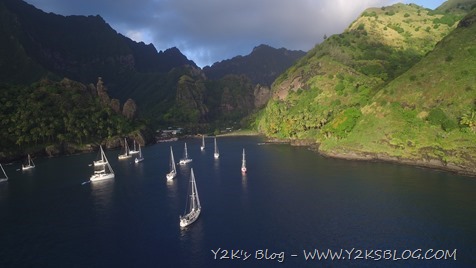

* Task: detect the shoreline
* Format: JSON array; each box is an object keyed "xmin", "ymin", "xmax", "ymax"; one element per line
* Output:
[
  {"xmin": 259, "ymin": 136, "xmax": 476, "ymax": 177},
  {"xmin": 318, "ymin": 149, "xmax": 476, "ymax": 178}
]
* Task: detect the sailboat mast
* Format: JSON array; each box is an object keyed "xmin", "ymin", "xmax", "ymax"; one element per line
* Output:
[
  {"xmin": 105, "ymin": 150, "xmax": 113, "ymax": 174},
  {"xmin": 192, "ymin": 169, "xmax": 200, "ymax": 208},
  {"xmin": 1, "ymin": 164, "xmax": 7, "ymax": 179}
]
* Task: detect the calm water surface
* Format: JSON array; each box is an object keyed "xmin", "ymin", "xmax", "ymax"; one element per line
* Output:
[{"xmin": 0, "ymin": 136, "xmax": 475, "ymax": 267}]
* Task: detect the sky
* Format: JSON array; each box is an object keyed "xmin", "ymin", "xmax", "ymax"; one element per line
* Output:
[{"xmin": 23, "ymin": 0, "xmax": 446, "ymax": 67}]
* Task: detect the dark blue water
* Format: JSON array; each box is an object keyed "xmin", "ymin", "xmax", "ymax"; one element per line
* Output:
[{"xmin": 1, "ymin": 136, "xmax": 475, "ymax": 267}]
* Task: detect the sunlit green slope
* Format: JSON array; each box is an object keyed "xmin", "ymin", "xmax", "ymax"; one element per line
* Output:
[{"xmin": 256, "ymin": 2, "xmax": 476, "ymax": 174}]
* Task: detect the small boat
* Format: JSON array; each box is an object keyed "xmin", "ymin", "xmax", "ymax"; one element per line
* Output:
[
  {"xmin": 0, "ymin": 164, "xmax": 8, "ymax": 183},
  {"xmin": 241, "ymin": 148, "xmax": 247, "ymax": 174},
  {"xmin": 90, "ymin": 148, "xmax": 114, "ymax": 181},
  {"xmin": 129, "ymin": 140, "xmax": 140, "ymax": 154},
  {"xmin": 22, "ymin": 154, "xmax": 35, "ymax": 171},
  {"xmin": 134, "ymin": 144, "xmax": 144, "ymax": 163},
  {"xmin": 179, "ymin": 143, "xmax": 192, "ymax": 165},
  {"xmin": 93, "ymin": 146, "xmax": 107, "ymax": 166},
  {"xmin": 179, "ymin": 168, "xmax": 201, "ymax": 228},
  {"xmin": 166, "ymin": 146, "xmax": 177, "ymax": 180},
  {"xmin": 213, "ymin": 137, "xmax": 220, "ymax": 159},
  {"xmin": 118, "ymin": 138, "xmax": 132, "ymax": 159},
  {"xmin": 200, "ymin": 135, "xmax": 205, "ymax": 151}
]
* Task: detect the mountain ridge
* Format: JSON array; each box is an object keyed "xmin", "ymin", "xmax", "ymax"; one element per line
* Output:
[
  {"xmin": 256, "ymin": 1, "xmax": 476, "ymax": 175},
  {"xmin": 203, "ymin": 44, "xmax": 306, "ymax": 87}
]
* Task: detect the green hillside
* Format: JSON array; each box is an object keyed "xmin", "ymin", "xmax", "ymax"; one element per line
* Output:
[
  {"xmin": 0, "ymin": 78, "xmax": 147, "ymax": 161},
  {"xmin": 256, "ymin": 2, "xmax": 476, "ymax": 175}
]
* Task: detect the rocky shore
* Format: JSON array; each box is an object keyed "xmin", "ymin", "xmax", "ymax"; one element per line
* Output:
[
  {"xmin": 318, "ymin": 149, "xmax": 476, "ymax": 177},
  {"xmin": 263, "ymin": 137, "xmax": 476, "ymax": 177}
]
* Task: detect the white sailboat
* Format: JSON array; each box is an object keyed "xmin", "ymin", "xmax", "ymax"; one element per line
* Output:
[
  {"xmin": 0, "ymin": 164, "xmax": 8, "ymax": 183},
  {"xmin": 200, "ymin": 135, "xmax": 205, "ymax": 151},
  {"xmin": 134, "ymin": 144, "xmax": 144, "ymax": 163},
  {"xmin": 22, "ymin": 154, "xmax": 35, "ymax": 170},
  {"xmin": 179, "ymin": 168, "xmax": 201, "ymax": 228},
  {"xmin": 241, "ymin": 148, "xmax": 247, "ymax": 174},
  {"xmin": 213, "ymin": 137, "xmax": 220, "ymax": 159},
  {"xmin": 179, "ymin": 142, "xmax": 192, "ymax": 165},
  {"xmin": 129, "ymin": 140, "xmax": 140, "ymax": 154},
  {"xmin": 118, "ymin": 138, "xmax": 132, "ymax": 159},
  {"xmin": 166, "ymin": 146, "xmax": 177, "ymax": 180},
  {"xmin": 91, "ymin": 148, "xmax": 114, "ymax": 181},
  {"xmin": 93, "ymin": 145, "xmax": 107, "ymax": 166}
]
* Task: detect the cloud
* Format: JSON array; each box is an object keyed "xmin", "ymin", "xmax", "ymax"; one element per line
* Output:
[{"xmin": 24, "ymin": 0, "xmax": 442, "ymax": 67}]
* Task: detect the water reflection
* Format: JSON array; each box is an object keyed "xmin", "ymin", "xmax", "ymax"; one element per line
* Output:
[
  {"xmin": 90, "ymin": 179, "xmax": 114, "ymax": 213},
  {"xmin": 241, "ymin": 174, "xmax": 248, "ymax": 192},
  {"xmin": 0, "ymin": 181, "xmax": 9, "ymax": 202},
  {"xmin": 179, "ymin": 218, "xmax": 205, "ymax": 266},
  {"xmin": 213, "ymin": 158, "xmax": 220, "ymax": 173}
]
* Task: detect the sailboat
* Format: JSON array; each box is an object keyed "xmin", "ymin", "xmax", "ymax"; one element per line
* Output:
[
  {"xmin": 118, "ymin": 138, "xmax": 132, "ymax": 159},
  {"xmin": 179, "ymin": 168, "xmax": 201, "ymax": 228},
  {"xmin": 214, "ymin": 137, "xmax": 220, "ymax": 159},
  {"xmin": 90, "ymin": 148, "xmax": 114, "ymax": 181},
  {"xmin": 200, "ymin": 135, "xmax": 205, "ymax": 151},
  {"xmin": 129, "ymin": 140, "xmax": 140, "ymax": 154},
  {"xmin": 22, "ymin": 154, "xmax": 35, "ymax": 170},
  {"xmin": 241, "ymin": 148, "xmax": 247, "ymax": 174},
  {"xmin": 0, "ymin": 164, "xmax": 8, "ymax": 183},
  {"xmin": 134, "ymin": 144, "xmax": 144, "ymax": 163},
  {"xmin": 166, "ymin": 146, "xmax": 177, "ymax": 180},
  {"xmin": 179, "ymin": 142, "xmax": 192, "ymax": 165},
  {"xmin": 93, "ymin": 146, "xmax": 107, "ymax": 166}
]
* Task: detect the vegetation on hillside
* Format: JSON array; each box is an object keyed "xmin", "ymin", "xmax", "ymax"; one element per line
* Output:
[
  {"xmin": 0, "ymin": 79, "xmax": 141, "ymax": 159},
  {"xmin": 256, "ymin": 3, "xmax": 476, "ymax": 174}
]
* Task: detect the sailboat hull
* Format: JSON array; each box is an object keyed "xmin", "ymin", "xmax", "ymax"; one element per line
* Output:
[
  {"xmin": 179, "ymin": 208, "xmax": 201, "ymax": 228},
  {"xmin": 166, "ymin": 171, "xmax": 176, "ymax": 180},
  {"xmin": 93, "ymin": 160, "xmax": 107, "ymax": 166},
  {"xmin": 134, "ymin": 157, "xmax": 144, "ymax": 163},
  {"xmin": 179, "ymin": 159, "xmax": 192, "ymax": 165},
  {"xmin": 90, "ymin": 173, "xmax": 115, "ymax": 181},
  {"xmin": 21, "ymin": 165, "xmax": 34, "ymax": 171}
]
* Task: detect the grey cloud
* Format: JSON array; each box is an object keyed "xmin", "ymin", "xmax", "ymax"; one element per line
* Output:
[{"xmin": 24, "ymin": 0, "xmax": 439, "ymax": 67}]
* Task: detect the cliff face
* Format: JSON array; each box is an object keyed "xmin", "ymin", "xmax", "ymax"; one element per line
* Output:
[{"xmin": 203, "ymin": 44, "xmax": 305, "ymax": 87}]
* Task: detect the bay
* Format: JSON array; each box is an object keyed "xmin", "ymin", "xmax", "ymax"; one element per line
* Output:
[{"xmin": 0, "ymin": 136, "xmax": 475, "ymax": 267}]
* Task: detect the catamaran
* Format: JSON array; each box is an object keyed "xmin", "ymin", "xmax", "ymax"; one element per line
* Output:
[
  {"xmin": 0, "ymin": 164, "xmax": 8, "ymax": 183},
  {"xmin": 179, "ymin": 143, "xmax": 192, "ymax": 165},
  {"xmin": 91, "ymin": 148, "xmax": 114, "ymax": 181},
  {"xmin": 129, "ymin": 140, "xmax": 140, "ymax": 154},
  {"xmin": 241, "ymin": 148, "xmax": 247, "ymax": 174},
  {"xmin": 179, "ymin": 168, "xmax": 201, "ymax": 228},
  {"xmin": 93, "ymin": 145, "xmax": 107, "ymax": 166},
  {"xmin": 166, "ymin": 146, "xmax": 177, "ymax": 180},
  {"xmin": 22, "ymin": 154, "xmax": 35, "ymax": 170},
  {"xmin": 213, "ymin": 137, "xmax": 220, "ymax": 159},
  {"xmin": 134, "ymin": 144, "xmax": 144, "ymax": 163},
  {"xmin": 118, "ymin": 138, "xmax": 132, "ymax": 159},
  {"xmin": 200, "ymin": 135, "xmax": 205, "ymax": 151}
]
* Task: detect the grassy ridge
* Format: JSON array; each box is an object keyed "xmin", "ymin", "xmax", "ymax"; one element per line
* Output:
[
  {"xmin": 321, "ymin": 10, "xmax": 476, "ymax": 173},
  {"xmin": 256, "ymin": 3, "xmax": 476, "ymax": 175}
]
